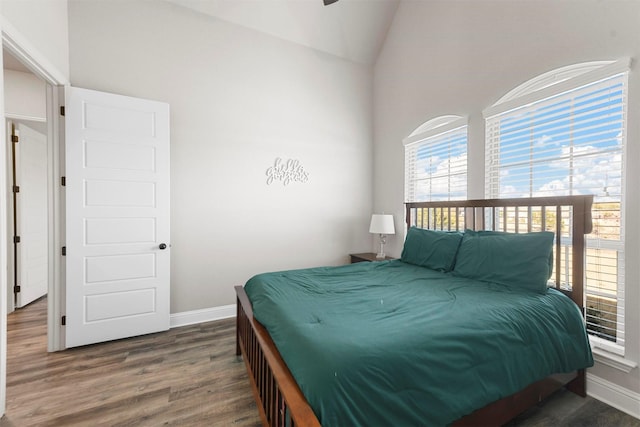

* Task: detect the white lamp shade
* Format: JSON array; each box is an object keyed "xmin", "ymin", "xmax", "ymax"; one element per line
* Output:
[{"xmin": 369, "ymin": 214, "xmax": 395, "ymax": 235}]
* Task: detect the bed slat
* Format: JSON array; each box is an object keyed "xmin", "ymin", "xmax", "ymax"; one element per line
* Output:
[{"xmin": 236, "ymin": 288, "xmax": 320, "ymax": 427}]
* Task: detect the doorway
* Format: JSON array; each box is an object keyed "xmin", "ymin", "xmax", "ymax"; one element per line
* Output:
[
  {"xmin": 1, "ymin": 38, "xmax": 67, "ymax": 357},
  {"xmin": 1, "ymin": 22, "xmax": 69, "ymax": 418},
  {"xmin": 4, "ymin": 49, "xmax": 49, "ymax": 312}
]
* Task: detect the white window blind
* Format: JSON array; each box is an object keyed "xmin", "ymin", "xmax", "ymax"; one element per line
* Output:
[
  {"xmin": 404, "ymin": 119, "xmax": 467, "ymax": 202},
  {"xmin": 485, "ymin": 69, "xmax": 628, "ymax": 354}
]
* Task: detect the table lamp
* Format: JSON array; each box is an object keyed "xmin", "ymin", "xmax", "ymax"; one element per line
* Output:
[{"xmin": 369, "ymin": 214, "xmax": 395, "ymax": 259}]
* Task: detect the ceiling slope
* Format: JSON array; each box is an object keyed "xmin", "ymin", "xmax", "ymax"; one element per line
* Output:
[{"xmin": 165, "ymin": 0, "xmax": 399, "ymax": 65}]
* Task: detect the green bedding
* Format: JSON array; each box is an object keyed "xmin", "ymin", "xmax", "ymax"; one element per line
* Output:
[{"xmin": 244, "ymin": 260, "xmax": 593, "ymax": 426}]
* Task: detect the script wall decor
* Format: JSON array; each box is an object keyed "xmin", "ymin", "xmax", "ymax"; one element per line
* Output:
[{"xmin": 266, "ymin": 158, "xmax": 310, "ymax": 185}]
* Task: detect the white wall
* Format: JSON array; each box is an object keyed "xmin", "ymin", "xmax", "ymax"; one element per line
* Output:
[
  {"xmin": 0, "ymin": 0, "xmax": 69, "ymax": 81},
  {"xmin": 3, "ymin": 69, "xmax": 46, "ymax": 120},
  {"xmin": 68, "ymin": 0, "xmax": 373, "ymax": 313},
  {"xmin": 374, "ymin": 0, "xmax": 640, "ymax": 402}
]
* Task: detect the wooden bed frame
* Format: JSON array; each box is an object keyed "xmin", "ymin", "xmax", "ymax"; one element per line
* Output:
[{"xmin": 235, "ymin": 195, "xmax": 594, "ymax": 427}]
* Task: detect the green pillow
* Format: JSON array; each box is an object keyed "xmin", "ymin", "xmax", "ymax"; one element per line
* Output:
[
  {"xmin": 401, "ymin": 227, "xmax": 463, "ymax": 272},
  {"xmin": 452, "ymin": 229, "xmax": 554, "ymax": 294}
]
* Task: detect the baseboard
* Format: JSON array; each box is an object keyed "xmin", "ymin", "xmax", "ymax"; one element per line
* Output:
[
  {"xmin": 587, "ymin": 373, "xmax": 640, "ymax": 420},
  {"xmin": 170, "ymin": 304, "xmax": 236, "ymax": 328}
]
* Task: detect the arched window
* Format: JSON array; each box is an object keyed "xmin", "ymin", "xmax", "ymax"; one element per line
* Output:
[
  {"xmin": 484, "ymin": 59, "xmax": 630, "ymax": 355},
  {"xmin": 404, "ymin": 115, "xmax": 467, "ymax": 202}
]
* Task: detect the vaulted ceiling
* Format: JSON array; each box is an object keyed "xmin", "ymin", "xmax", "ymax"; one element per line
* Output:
[
  {"xmin": 3, "ymin": 0, "xmax": 400, "ymax": 72},
  {"xmin": 165, "ymin": 0, "xmax": 400, "ymax": 65}
]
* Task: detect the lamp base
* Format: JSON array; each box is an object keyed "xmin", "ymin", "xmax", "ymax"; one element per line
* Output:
[{"xmin": 376, "ymin": 234, "xmax": 387, "ymax": 259}]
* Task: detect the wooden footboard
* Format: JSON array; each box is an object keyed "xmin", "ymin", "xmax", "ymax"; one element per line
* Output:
[{"xmin": 236, "ymin": 285, "xmax": 320, "ymax": 427}]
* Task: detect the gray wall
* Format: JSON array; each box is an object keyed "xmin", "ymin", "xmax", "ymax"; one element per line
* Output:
[{"xmin": 68, "ymin": 0, "xmax": 374, "ymax": 313}]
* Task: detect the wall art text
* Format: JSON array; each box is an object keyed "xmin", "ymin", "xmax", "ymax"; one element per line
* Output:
[{"xmin": 266, "ymin": 158, "xmax": 310, "ymax": 186}]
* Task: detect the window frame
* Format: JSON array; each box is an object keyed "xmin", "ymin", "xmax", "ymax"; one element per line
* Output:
[
  {"xmin": 403, "ymin": 115, "xmax": 468, "ymax": 203},
  {"xmin": 483, "ymin": 59, "xmax": 630, "ymax": 356}
]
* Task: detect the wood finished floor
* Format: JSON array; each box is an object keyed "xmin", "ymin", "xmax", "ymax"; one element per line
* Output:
[
  {"xmin": 2, "ymin": 297, "xmax": 638, "ymax": 426},
  {"xmin": 1, "ymin": 297, "xmax": 261, "ymax": 426}
]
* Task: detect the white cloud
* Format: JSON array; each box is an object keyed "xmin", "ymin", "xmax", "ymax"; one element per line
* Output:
[
  {"xmin": 536, "ymin": 134, "xmax": 554, "ymax": 147},
  {"xmin": 532, "ymin": 145, "xmax": 622, "ymax": 198},
  {"xmin": 415, "ymin": 152, "xmax": 467, "ymax": 200}
]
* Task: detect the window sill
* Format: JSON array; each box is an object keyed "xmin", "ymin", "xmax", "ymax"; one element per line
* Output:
[{"xmin": 592, "ymin": 347, "xmax": 638, "ymax": 373}]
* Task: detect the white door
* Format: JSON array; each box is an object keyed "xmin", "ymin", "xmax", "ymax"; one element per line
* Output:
[
  {"xmin": 14, "ymin": 122, "xmax": 49, "ymax": 308},
  {"xmin": 65, "ymin": 87, "xmax": 170, "ymax": 348}
]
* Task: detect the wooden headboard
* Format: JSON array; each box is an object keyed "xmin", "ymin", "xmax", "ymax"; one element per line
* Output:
[{"xmin": 405, "ymin": 195, "xmax": 594, "ymax": 311}]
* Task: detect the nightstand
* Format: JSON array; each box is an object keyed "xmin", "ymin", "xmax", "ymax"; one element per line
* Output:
[{"xmin": 350, "ymin": 252, "xmax": 395, "ymax": 263}]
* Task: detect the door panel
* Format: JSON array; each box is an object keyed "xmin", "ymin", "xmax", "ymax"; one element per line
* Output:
[
  {"xmin": 84, "ymin": 140, "xmax": 155, "ymax": 171},
  {"xmin": 85, "ymin": 253, "xmax": 156, "ymax": 283},
  {"xmin": 85, "ymin": 180, "xmax": 156, "ymax": 206},
  {"xmin": 85, "ymin": 218, "xmax": 156, "ymax": 244},
  {"xmin": 65, "ymin": 87, "xmax": 170, "ymax": 348},
  {"xmin": 85, "ymin": 288, "xmax": 156, "ymax": 322}
]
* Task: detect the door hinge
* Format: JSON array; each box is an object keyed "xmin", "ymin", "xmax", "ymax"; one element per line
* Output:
[
  {"xmin": 13, "ymin": 185, "xmax": 20, "ymax": 193},
  {"xmin": 61, "ymin": 315, "xmax": 66, "ymax": 326},
  {"xmin": 13, "ymin": 285, "xmax": 21, "ymax": 293},
  {"xmin": 61, "ymin": 246, "xmax": 66, "ymax": 256},
  {"xmin": 60, "ymin": 106, "xmax": 65, "ymax": 116},
  {"xmin": 13, "ymin": 236, "xmax": 20, "ymax": 244},
  {"xmin": 61, "ymin": 176, "xmax": 66, "ymax": 186},
  {"xmin": 11, "ymin": 134, "xmax": 18, "ymax": 143}
]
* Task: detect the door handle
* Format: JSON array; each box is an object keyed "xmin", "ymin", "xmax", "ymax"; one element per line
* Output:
[{"xmin": 159, "ymin": 243, "xmax": 167, "ymax": 250}]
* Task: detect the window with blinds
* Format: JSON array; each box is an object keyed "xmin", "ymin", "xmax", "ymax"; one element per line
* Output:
[
  {"xmin": 404, "ymin": 116, "xmax": 467, "ymax": 202},
  {"xmin": 484, "ymin": 61, "xmax": 628, "ymax": 354}
]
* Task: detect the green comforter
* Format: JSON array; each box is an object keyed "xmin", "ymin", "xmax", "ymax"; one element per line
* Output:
[{"xmin": 244, "ymin": 260, "xmax": 593, "ymax": 426}]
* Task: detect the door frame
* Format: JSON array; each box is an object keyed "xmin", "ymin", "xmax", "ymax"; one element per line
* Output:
[{"xmin": 1, "ymin": 15, "xmax": 69, "ymax": 417}]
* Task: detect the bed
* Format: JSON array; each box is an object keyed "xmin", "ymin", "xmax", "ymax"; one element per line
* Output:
[{"xmin": 235, "ymin": 195, "xmax": 594, "ymax": 426}]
